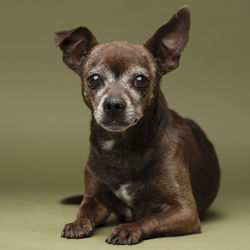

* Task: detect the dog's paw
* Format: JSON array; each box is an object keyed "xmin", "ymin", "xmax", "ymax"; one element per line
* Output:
[
  {"xmin": 105, "ymin": 223, "xmax": 142, "ymax": 245},
  {"xmin": 61, "ymin": 218, "xmax": 95, "ymax": 239}
]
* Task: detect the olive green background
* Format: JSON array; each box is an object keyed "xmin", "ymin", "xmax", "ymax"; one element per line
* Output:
[{"xmin": 0, "ymin": 0, "xmax": 249, "ymax": 249}]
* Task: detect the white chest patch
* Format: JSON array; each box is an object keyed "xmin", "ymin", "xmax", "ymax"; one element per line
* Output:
[
  {"xmin": 101, "ymin": 139, "xmax": 115, "ymax": 150},
  {"xmin": 114, "ymin": 184, "xmax": 133, "ymax": 206}
]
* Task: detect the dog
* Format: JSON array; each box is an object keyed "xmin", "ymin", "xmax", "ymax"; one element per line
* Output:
[{"xmin": 54, "ymin": 6, "xmax": 220, "ymax": 245}]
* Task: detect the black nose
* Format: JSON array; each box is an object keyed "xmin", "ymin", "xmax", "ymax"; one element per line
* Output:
[{"xmin": 103, "ymin": 97, "xmax": 126, "ymax": 115}]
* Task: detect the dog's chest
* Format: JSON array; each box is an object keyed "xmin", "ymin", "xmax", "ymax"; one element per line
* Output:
[
  {"xmin": 91, "ymin": 139, "xmax": 149, "ymax": 187},
  {"xmin": 114, "ymin": 184, "xmax": 133, "ymax": 206}
]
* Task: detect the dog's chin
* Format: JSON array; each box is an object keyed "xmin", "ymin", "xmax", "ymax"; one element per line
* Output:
[{"xmin": 98, "ymin": 119, "xmax": 139, "ymax": 133}]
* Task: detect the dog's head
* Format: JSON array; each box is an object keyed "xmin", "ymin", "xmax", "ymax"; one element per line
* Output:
[{"xmin": 54, "ymin": 6, "xmax": 190, "ymax": 132}]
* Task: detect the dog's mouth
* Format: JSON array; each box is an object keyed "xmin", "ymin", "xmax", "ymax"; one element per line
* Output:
[
  {"xmin": 98, "ymin": 117, "xmax": 140, "ymax": 132},
  {"xmin": 101, "ymin": 119, "xmax": 130, "ymax": 132},
  {"xmin": 94, "ymin": 106, "xmax": 141, "ymax": 132}
]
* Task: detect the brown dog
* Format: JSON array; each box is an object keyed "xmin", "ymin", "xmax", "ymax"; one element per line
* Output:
[{"xmin": 54, "ymin": 6, "xmax": 220, "ymax": 245}]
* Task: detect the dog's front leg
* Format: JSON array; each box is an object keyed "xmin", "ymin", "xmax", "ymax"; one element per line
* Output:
[
  {"xmin": 61, "ymin": 195, "xmax": 110, "ymax": 239},
  {"xmin": 106, "ymin": 205, "xmax": 201, "ymax": 245}
]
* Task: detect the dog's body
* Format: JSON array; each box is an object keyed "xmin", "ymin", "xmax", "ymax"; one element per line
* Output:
[{"xmin": 54, "ymin": 6, "xmax": 220, "ymax": 245}]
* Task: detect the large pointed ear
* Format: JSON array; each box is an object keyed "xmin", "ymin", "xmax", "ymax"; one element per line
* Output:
[
  {"xmin": 144, "ymin": 6, "xmax": 191, "ymax": 75},
  {"xmin": 54, "ymin": 27, "xmax": 98, "ymax": 73}
]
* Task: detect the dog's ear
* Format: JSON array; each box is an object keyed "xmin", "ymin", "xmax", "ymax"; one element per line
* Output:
[
  {"xmin": 54, "ymin": 27, "xmax": 98, "ymax": 73},
  {"xmin": 144, "ymin": 6, "xmax": 190, "ymax": 75}
]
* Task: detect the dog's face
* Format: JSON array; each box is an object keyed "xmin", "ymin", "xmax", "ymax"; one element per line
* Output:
[
  {"xmin": 54, "ymin": 7, "xmax": 190, "ymax": 132},
  {"xmin": 82, "ymin": 41, "xmax": 157, "ymax": 132}
]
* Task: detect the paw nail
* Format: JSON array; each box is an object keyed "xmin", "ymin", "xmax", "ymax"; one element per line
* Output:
[
  {"xmin": 112, "ymin": 237, "xmax": 118, "ymax": 244},
  {"xmin": 128, "ymin": 237, "xmax": 132, "ymax": 245},
  {"xmin": 67, "ymin": 231, "xmax": 72, "ymax": 238},
  {"xmin": 106, "ymin": 237, "xmax": 112, "ymax": 244},
  {"xmin": 61, "ymin": 230, "xmax": 65, "ymax": 238},
  {"xmin": 75, "ymin": 231, "xmax": 79, "ymax": 238}
]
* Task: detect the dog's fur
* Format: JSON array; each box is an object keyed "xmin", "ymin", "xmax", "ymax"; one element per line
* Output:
[{"xmin": 54, "ymin": 6, "xmax": 220, "ymax": 245}]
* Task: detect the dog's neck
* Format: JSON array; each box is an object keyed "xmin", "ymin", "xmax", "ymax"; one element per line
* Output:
[{"xmin": 90, "ymin": 89, "xmax": 169, "ymax": 150}]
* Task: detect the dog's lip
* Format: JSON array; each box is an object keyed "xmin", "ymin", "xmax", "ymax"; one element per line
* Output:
[
  {"xmin": 103, "ymin": 119, "xmax": 128, "ymax": 126},
  {"xmin": 110, "ymin": 120, "xmax": 123, "ymax": 124},
  {"xmin": 101, "ymin": 119, "xmax": 130, "ymax": 131}
]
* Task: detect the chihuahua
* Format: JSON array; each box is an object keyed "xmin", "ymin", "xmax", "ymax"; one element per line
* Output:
[{"xmin": 54, "ymin": 6, "xmax": 220, "ymax": 245}]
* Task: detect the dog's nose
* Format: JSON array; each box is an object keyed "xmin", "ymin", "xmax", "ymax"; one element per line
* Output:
[{"xmin": 103, "ymin": 97, "xmax": 126, "ymax": 115}]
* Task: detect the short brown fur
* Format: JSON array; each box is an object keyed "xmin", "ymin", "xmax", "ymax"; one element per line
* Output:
[{"xmin": 54, "ymin": 6, "xmax": 220, "ymax": 245}]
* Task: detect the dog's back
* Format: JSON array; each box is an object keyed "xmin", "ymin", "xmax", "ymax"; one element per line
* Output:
[{"xmin": 185, "ymin": 118, "xmax": 220, "ymax": 214}]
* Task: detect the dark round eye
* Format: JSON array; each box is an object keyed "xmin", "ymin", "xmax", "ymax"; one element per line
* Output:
[
  {"xmin": 133, "ymin": 75, "xmax": 149, "ymax": 88},
  {"xmin": 87, "ymin": 74, "xmax": 103, "ymax": 89}
]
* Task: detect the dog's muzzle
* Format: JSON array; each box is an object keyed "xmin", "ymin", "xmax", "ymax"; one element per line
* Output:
[
  {"xmin": 94, "ymin": 91, "xmax": 141, "ymax": 132},
  {"xmin": 98, "ymin": 95, "xmax": 131, "ymax": 131},
  {"xmin": 103, "ymin": 97, "xmax": 126, "ymax": 117}
]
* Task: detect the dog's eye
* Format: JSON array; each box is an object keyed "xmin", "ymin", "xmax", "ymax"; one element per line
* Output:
[
  {"xmin": 87, "ymin": 74, "xmax": 103, "ymax": 89},
  {"xmin": 133, "ymin": 75, "xmax": 149, "ymax": 88}
]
